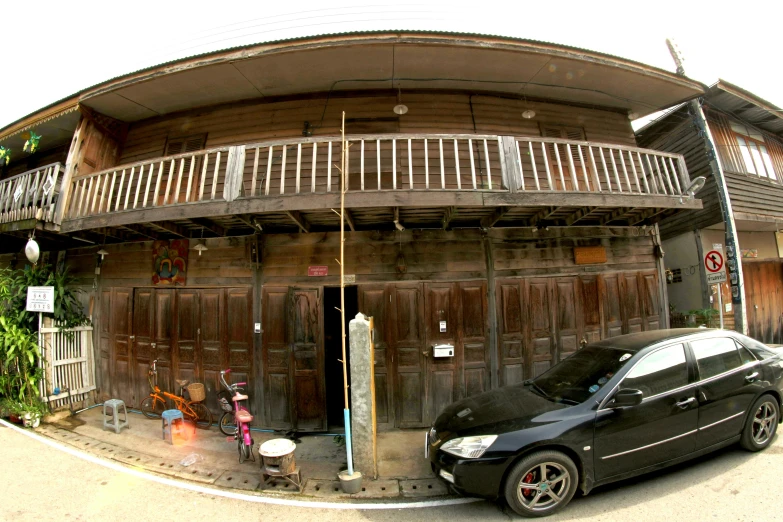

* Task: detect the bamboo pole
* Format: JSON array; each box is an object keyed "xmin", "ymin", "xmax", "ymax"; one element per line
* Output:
[{"xmin": 339, "ymin": 112, "xmax": 354, "ymax": 476}]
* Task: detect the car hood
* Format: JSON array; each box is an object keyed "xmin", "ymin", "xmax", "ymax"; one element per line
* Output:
[{"xmin": 433, "ymin": 384, "xmax": 568, "ymax": 437}]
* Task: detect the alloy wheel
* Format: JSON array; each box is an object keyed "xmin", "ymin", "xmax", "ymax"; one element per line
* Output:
[
  {"xmin": 752, "ymin": 401, "xmax": 777, "ymax": 445},
  {"xmin": 516, "ymin": 462, "xmax": 572, "ymax": 512}
]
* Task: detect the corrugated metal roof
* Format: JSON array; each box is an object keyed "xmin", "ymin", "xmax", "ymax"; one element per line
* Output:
[{"xmin": 1, "ymin": 29, "xmax": 700, "ymax": 138}]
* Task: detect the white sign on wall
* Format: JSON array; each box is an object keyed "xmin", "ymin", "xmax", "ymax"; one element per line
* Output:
[{"xmin": 26, "ymin": 286, "xmax": 55, "ymax": 313}]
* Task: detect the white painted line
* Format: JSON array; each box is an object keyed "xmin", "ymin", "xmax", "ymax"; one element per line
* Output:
[{"xmin": 0, "ymin": 418, "xmax": 480, "ymax": 510}]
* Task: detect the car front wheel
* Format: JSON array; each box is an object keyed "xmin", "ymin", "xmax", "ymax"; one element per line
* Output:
[
  {"xmin": 741, "ymin": 394, "xmax": 779, "ymax": 452},
  {"xmin": 503, "ymin": 450, "xmax": 579, "ymax": 518}
]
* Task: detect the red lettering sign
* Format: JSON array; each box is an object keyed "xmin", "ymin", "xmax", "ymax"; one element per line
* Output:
[{"xmin": 308, "ymin": 266, "xmax": 328, "ymax": 277}]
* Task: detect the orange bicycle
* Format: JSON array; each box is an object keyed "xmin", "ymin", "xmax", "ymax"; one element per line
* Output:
[{"xmin": 140, "ymin": 359, "xmax": 213, "ymax": 429}]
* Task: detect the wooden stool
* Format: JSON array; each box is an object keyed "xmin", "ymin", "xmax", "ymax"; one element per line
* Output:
[{"xmin": 259, "ymin": 439, "xmax": 302, "ymax": 491}]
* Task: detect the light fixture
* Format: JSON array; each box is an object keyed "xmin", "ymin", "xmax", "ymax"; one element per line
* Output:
[
  {"xmin": 522, "ymin": 110, "xmax": 536, "ymax": 119},
  {"xmin": 393, "ymin": 87, "xmax": 408, "ymax": 115},
  {"xmin": 96, "ymin": 248, "xmax": 109, "ymax": 261},
  {"xmin": 628, "ymin": 112, "xmax": 639, "ymax": 120},
  {"xmin": 25, "ymin": 234, "xmax": 40, "ymax": 265},
  {"xmin": 679, "ymin": 176, "xmax": 707, "ymax": 203},
  {"xmin": 194, "ymin": 242, "xmax": 208, "ymax": 256}
]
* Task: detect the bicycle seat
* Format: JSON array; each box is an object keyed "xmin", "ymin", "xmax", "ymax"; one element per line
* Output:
[
  {"xmin": 236, "ymin": 410, "xmax": 253, "ymax": 423},
  {"xmin": 176, "ymin": 379, "xmax": 189, "ymax": 388},
  {"xmin": 232, "ymin": 394, "xmax": 249, "ymax": 402}
]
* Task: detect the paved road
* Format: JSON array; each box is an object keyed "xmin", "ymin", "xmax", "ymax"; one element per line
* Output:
[{"xmin": 1, "ymin": 421, "xmax": 781, "ymax": 521}]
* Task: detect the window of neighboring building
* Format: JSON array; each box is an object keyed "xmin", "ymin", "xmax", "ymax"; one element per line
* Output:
[{"xmin": 730, "ymin": 122, "xmax": 777, "ymax": 181}]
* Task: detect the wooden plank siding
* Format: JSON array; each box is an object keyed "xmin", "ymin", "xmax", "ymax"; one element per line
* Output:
[
  {"xmin": 117, "ymin": 93, "xmax": 637, "ymax": 167},
  {"xmin": 635, "ymin": 106, "xmax": 723, "ymax": 239}
]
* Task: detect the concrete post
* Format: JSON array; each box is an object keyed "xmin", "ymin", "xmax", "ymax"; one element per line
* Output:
[{"xmin": 348, "ymin": 312, "xmax": 377, "ymax": 479}]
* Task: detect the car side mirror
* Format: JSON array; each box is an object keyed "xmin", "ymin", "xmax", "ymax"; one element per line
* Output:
[{"xmin": 610, "ymin": 388, "xmax": 643, "ymax": 408}]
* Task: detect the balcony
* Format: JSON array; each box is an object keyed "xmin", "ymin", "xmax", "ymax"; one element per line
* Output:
[
  {"xmin": 59, "ymin": 135, "xmax": 699, "ymax": 235},
  {"xmin": 0, "ymin": 163, "xmax": 63, "ymax": 232}
]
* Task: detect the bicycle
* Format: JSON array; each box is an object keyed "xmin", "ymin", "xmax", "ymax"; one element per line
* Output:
[
  {"xmin": 217, "ymin": 380, "xmax": 247, "ymax": 436},
  {"xmin": 219, "ymin": 368, "xmax": 254, "ymax": 463},
  {"xmin": 140, "ymin": 359, "xmax": 213, "ymax": 430}
]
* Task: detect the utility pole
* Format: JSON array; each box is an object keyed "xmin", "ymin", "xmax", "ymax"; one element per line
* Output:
[{"xmin": 666, "ymin": 39, "xmax": 747, "ymax": 334}]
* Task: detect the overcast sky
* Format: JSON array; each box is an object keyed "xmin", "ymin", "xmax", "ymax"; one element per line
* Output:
[{"xmin": 2, "ymin": 0, "xmax": 781, "ymax": 129}]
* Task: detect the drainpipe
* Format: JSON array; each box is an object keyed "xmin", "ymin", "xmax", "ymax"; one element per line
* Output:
[{"xmin": 666, "ymin": 40, "xmax": 747, "ymax": 335}]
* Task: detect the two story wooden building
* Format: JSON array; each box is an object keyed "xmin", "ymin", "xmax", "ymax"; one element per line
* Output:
[
  {"xmin": 637, "ymin": 81, "xmax": 783, "ymax": 343},
  {"xmin": 0, "ymin": 32, "xmax": 704, "ymax": 431}
]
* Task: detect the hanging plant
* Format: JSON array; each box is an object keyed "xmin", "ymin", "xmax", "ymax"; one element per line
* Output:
[
  {"xmin": 22, "ymin": 131, "xmax": 42, "ymax": 154},
  {"xmin": 0, "ymin": 146, "xmax": 10, "ymax": 165}
]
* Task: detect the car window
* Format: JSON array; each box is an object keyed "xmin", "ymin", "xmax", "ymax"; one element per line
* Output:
[
  {"xmin": 738, "ymin": 343, "xmax": 757, "ymax": 365},
  {"xmin": 735, "ymin": 335, "xmax": 777, "ymax": 360},
  {"xmin": 691, "ymin": 337, "xmax": 742, "ymax": 380},
  {"xmin": 623, "ymin": 344, "xmax": 688, "ymax": 397}
]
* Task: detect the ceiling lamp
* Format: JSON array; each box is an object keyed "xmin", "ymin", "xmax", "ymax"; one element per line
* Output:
[
  {"xmin": 25, "ymin": 234, "xmax": 40, "ymax": 264},
  {"xmin": 193, "ymin": 241, "xmax": 208, "ymax": 256},
  {"xmin": 522, "ymin": 110, "xmax": 536, "ymax": 119},
  {"xmin": 393, "ymin": 86, "xmax": 408, "ymax": 115},
  {"xmin": 96, "ymin": 248, "xmax": 109, "ymax": 261}
]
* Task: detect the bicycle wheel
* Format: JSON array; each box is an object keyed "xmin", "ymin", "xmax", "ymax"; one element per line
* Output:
[
  {"xmin": 219, "ymin": 411, "xmax": 237, "ymax": 436},
  {"xmin": 238, "ymin": 438, "xmax": 252, "ymax": 463},
  {"xmin": 140, "ymin": 396, "xmax": 165, "ymax": 419},
  {"xmin": 187, "ymin": 402, "xmax": 213, "ymax": 430}
]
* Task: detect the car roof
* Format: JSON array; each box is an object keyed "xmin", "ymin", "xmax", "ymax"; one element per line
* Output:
[{"xmin": 589, "ymin": 328, "xmax": 723, "ymax": 353}]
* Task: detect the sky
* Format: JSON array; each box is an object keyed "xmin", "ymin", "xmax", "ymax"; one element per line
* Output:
[{"xmin": 2, "ymin": 0, "xmax": 782, "ymax": 129}]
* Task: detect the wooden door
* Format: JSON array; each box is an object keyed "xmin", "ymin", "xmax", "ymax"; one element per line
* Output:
[
  {"xmin": 225, "ymin": 288, "xmax": 253, "ymax": 408},
  {"xmin": 424, "ymin": 283, "xmax": 460, "ymax": 424},
  {"xmin": 580, "ymin": 276, "xmax": 603, "ymax": 344},
  {"xmin": 262, "ymin": 286, "xmax": 291, "ymax": 428},
  {"xmin": 110, "ymin": 288, "xmax": 133, "ymax": 404},
  {"xmin": 554, "ymin": 278, "xmax": 580, "ymax": 362},
  {"xmin": 458, "ymin": 281, "xmax": 490, "ymax": 398},
  {"xmin": 357, "ymin": 284, "xmax": 393, "ymax": 427},
  {"xmin": 391, "ymin": 283, "xmax": 427, "ymax": 428},
  {"xmin": 98, "ymin": 289, "xmax": 112, "ymax": 399},
  {"xmin": 496, "ymin": 279, "xmax": 526, "ymax": 387},
  {"xmin": 289, "ymin": 287, "xmax": 325, "ymax": 431},
  {"xmin": 601, "ymin": 274, "xmax": 624, "ymax": 338},
  {"xmin": 153, "ymin": 289, "xmax": 174, "ymax": 395},
  {"xmin": 744, "ymin": 262, "xmax": 783, "ymax": 343},
  {"xmin": 198, "ymin": 289, "xmax": 223, "ymax": 408},
  {"xmin": 131, "ymin": 289, "xmax": 154, "ymax": 407},
  {"xmin": 640, "ymin": 271, "xmax": 662, "ymax": 330},
  {"xmin": 528, "ymin": 278, "xmax": 556, "ymax": 377},
  {"xmin": 176, "ymin": 289, "xmax": 200, "ymax": 387},
  {"xmin": 620, "ymin": 273, "xmax": 644, "ymax": 334}
]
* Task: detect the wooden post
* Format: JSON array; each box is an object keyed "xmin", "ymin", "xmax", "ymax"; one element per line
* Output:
[{"xmin": 53, "ymin": 114, "xmax": 87, "ymax": 225}]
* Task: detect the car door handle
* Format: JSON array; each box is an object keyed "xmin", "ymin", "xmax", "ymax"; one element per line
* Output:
[
  {"xmin": 745, "ymin": 372, "xmax": 759, "ymax": 383},
  {"xmin": 675, "ymin": 397, "xmax": 696, "ymax": 409}
]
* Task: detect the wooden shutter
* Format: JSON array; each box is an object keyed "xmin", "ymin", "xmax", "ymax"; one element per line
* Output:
[
  {"xmin": 540, "ymin": 125, "xmax": 587, "ymax": 190},
  {"xmin": 162, "ymin": 134, "xmax": 207, "ymax": 203}
]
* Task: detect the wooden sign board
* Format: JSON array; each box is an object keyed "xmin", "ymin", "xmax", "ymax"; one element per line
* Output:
[{"xmin": 574, "ymin": 246, "xmax": 607, "ymax": 265}]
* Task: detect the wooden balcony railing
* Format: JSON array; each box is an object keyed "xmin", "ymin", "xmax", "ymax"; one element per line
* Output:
[
  {"xmin": 61, "ymin": 135, "xmax": 690, "ymax": 222},
  {"xmin": 0, "ymin": 162, "xmax": 63, "ymax": 225}
]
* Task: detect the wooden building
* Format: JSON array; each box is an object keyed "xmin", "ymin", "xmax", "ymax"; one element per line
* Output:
[
  {"xmin": 636, "ymin": 81, "xmax": 783, "ymax": 344},
  {"xmin": 0, "ymin": 32, "xmax": 704, "ymax": 431}
]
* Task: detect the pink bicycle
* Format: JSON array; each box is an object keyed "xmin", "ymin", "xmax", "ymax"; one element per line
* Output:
[{"xmin": 219, "ymin": 369, "xmax": 254, "ymax": 463}]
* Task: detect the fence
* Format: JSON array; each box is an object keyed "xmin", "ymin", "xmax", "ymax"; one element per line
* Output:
[{"xmin": 39, "ymin": 322, "xmax": 96, "ymax": 410}]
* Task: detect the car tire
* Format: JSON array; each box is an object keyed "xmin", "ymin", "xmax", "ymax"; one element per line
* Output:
[
  {"xmin": 504, "ymin": 450, "xmax": 579, "ymax": 518},
  {"xmin": 740, "ymin": 394, "xmax": 779, "ymax": 452}
]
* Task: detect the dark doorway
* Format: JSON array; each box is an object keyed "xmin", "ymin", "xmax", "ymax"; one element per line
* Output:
[{"xmin": 324, "ymin": 286, "xmax": 358, "ymax": 428}]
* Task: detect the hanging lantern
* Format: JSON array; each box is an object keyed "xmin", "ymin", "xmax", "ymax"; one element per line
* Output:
[{"xmin": 25, "ymin": 237, "xmax": 40, "ymax": 264}]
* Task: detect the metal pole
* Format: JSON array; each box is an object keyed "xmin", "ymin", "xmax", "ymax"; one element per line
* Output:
[
  {"xmin": 339, "ymin": 111, "xmax": 354, "ymax": 476},
  {"xmin": 718, "ymin": 285, "xmax": 724, "ymax": 329}
]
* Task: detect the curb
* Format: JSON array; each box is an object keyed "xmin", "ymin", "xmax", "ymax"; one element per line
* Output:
[{"xmin": 0, "ymin": 418, "xmax": 480, "ymax": 510}]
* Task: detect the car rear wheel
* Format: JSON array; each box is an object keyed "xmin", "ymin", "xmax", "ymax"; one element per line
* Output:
[
  {"xmin": 504, "ymin": 450, "xmax": 578, "ymax": 518},
  {"xmin": 741, "ymin": 394, "xmax": 779, "ymax": 452}
]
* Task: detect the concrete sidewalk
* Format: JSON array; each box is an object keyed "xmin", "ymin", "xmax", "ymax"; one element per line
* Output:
[{"xmin": 34, "ymin": 407, "xmax": 450, "ymax": 501}]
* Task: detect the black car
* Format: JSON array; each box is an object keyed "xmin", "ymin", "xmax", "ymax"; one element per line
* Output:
[{"xmin": 427, "ymin": 329, "xmax": 783, "ymax": 517}]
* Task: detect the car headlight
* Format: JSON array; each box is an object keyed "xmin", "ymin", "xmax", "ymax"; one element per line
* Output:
[{"xmin": 440, "ymin": 435, "xmax": 497, "ymax": 458}]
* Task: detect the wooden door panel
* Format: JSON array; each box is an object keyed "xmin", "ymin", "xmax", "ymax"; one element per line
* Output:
[
  {"xmin": 622, "ymin": 274, "xmax": 643, "ymax": 334},
  {"xmin": 262, "ymin": 286, "xmax": 291, "ymax": 428},
  {"xmin": 176, "ymin": 290, "xmax": 199, "ymax": 387},
  {"xmin": 111, "ymin": 288, "xmax": 133, "ymax": 404},
  {"xmin": 580, "ymin": 277, "xmax": 602, "ymax": 343},
  {"xmin": 641, "ymin": 272, "xmax": 661, "ymax": 331},
  {"xmin": 153, "ymin": 290, "xmax": 174, "ymax": 393},
  {"xmin": 602, "ymin": 274, "xmax": 623, "ymax": 338},
  {"xmin": 99, "ymin": 289, "xmax": 112, "ymax": 398},
  {"xmin": 358, "ymin": 285, "xmax": 391, "ymax": 426},
  {"xmin": 132, "ymin": 289, "xmax": 154, "ymax": 407},
  {"xmin": 425, "ymin": 283, "xmax": 458, "ymax": 423},
  {"xmin": 555, "ymin": 278, "xmax": 579, "ymax": 362},
  {"xmin": 497, "ymin": 280, "xmax": 525, "ymax": 386},
  {"xmin": 459, "ymin": 282, "xmax": 489, "ymax": 398},
  {"xmin": 199, "ymin": 289, "xmax": 223, "ymax": 410},
  {"xmin": 290, "ymin": 288, "xmax": 325, "ymax": 431},
  {"xmin": 528, "ymin": 279, "xmax": 555, "ymax": 377},
  {"xmin": 392, "ymin": 284, "xmax": 426, "ymax": 428}
]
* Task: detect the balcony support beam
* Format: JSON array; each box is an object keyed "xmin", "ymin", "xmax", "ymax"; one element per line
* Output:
[
  {"xmin": 344, "ymin": 209, "xmax": 356, "ymax": 232},
  {"xmin": 480, "ymin": 206, "xmax": 510, "ymax": 229},
  {"xmin": 441, "ymin": 206, "xmax": 457, "ymax": 231},
  {"xmin": 189, "ymin": 217, "xmax": 226, "ymax": 237},
  {"xmin": 564, "ymin": 207, "xmax": 596, "ymax": 226},
  {"xmin": 148, "ymin": 220, "xmax": 188, "ymax": 238},
  {"xmin": 285, "ymin": 210, "xmax": 310, "ymax": 233},
  {"xmin": 119, "ymin": 224, "xmax": 160, "ymax": 240}
]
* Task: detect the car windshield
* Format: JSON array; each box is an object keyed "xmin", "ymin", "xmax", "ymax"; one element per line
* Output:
[{"xmin": 529, "ymin": 345, "xmax": 637, "ymax": 405}]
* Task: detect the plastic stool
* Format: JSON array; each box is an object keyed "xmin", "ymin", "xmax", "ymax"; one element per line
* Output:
[
  {"xmin": 102, "ymin": 399, "xmax": 129, "ymax": 434},
  {"xmin": 161, "ymin": 409, "xmax": 186, "ymax": 444}
]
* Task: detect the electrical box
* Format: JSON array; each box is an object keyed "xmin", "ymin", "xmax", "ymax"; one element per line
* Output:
[{"xmin": 433, "ymin": 344, "xmax": 454, "ymax": 357}]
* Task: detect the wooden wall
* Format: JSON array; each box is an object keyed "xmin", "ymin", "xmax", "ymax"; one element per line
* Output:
[{"xmin": 118, "ymin": 92, "xmax": 637, "ymax": 166}]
